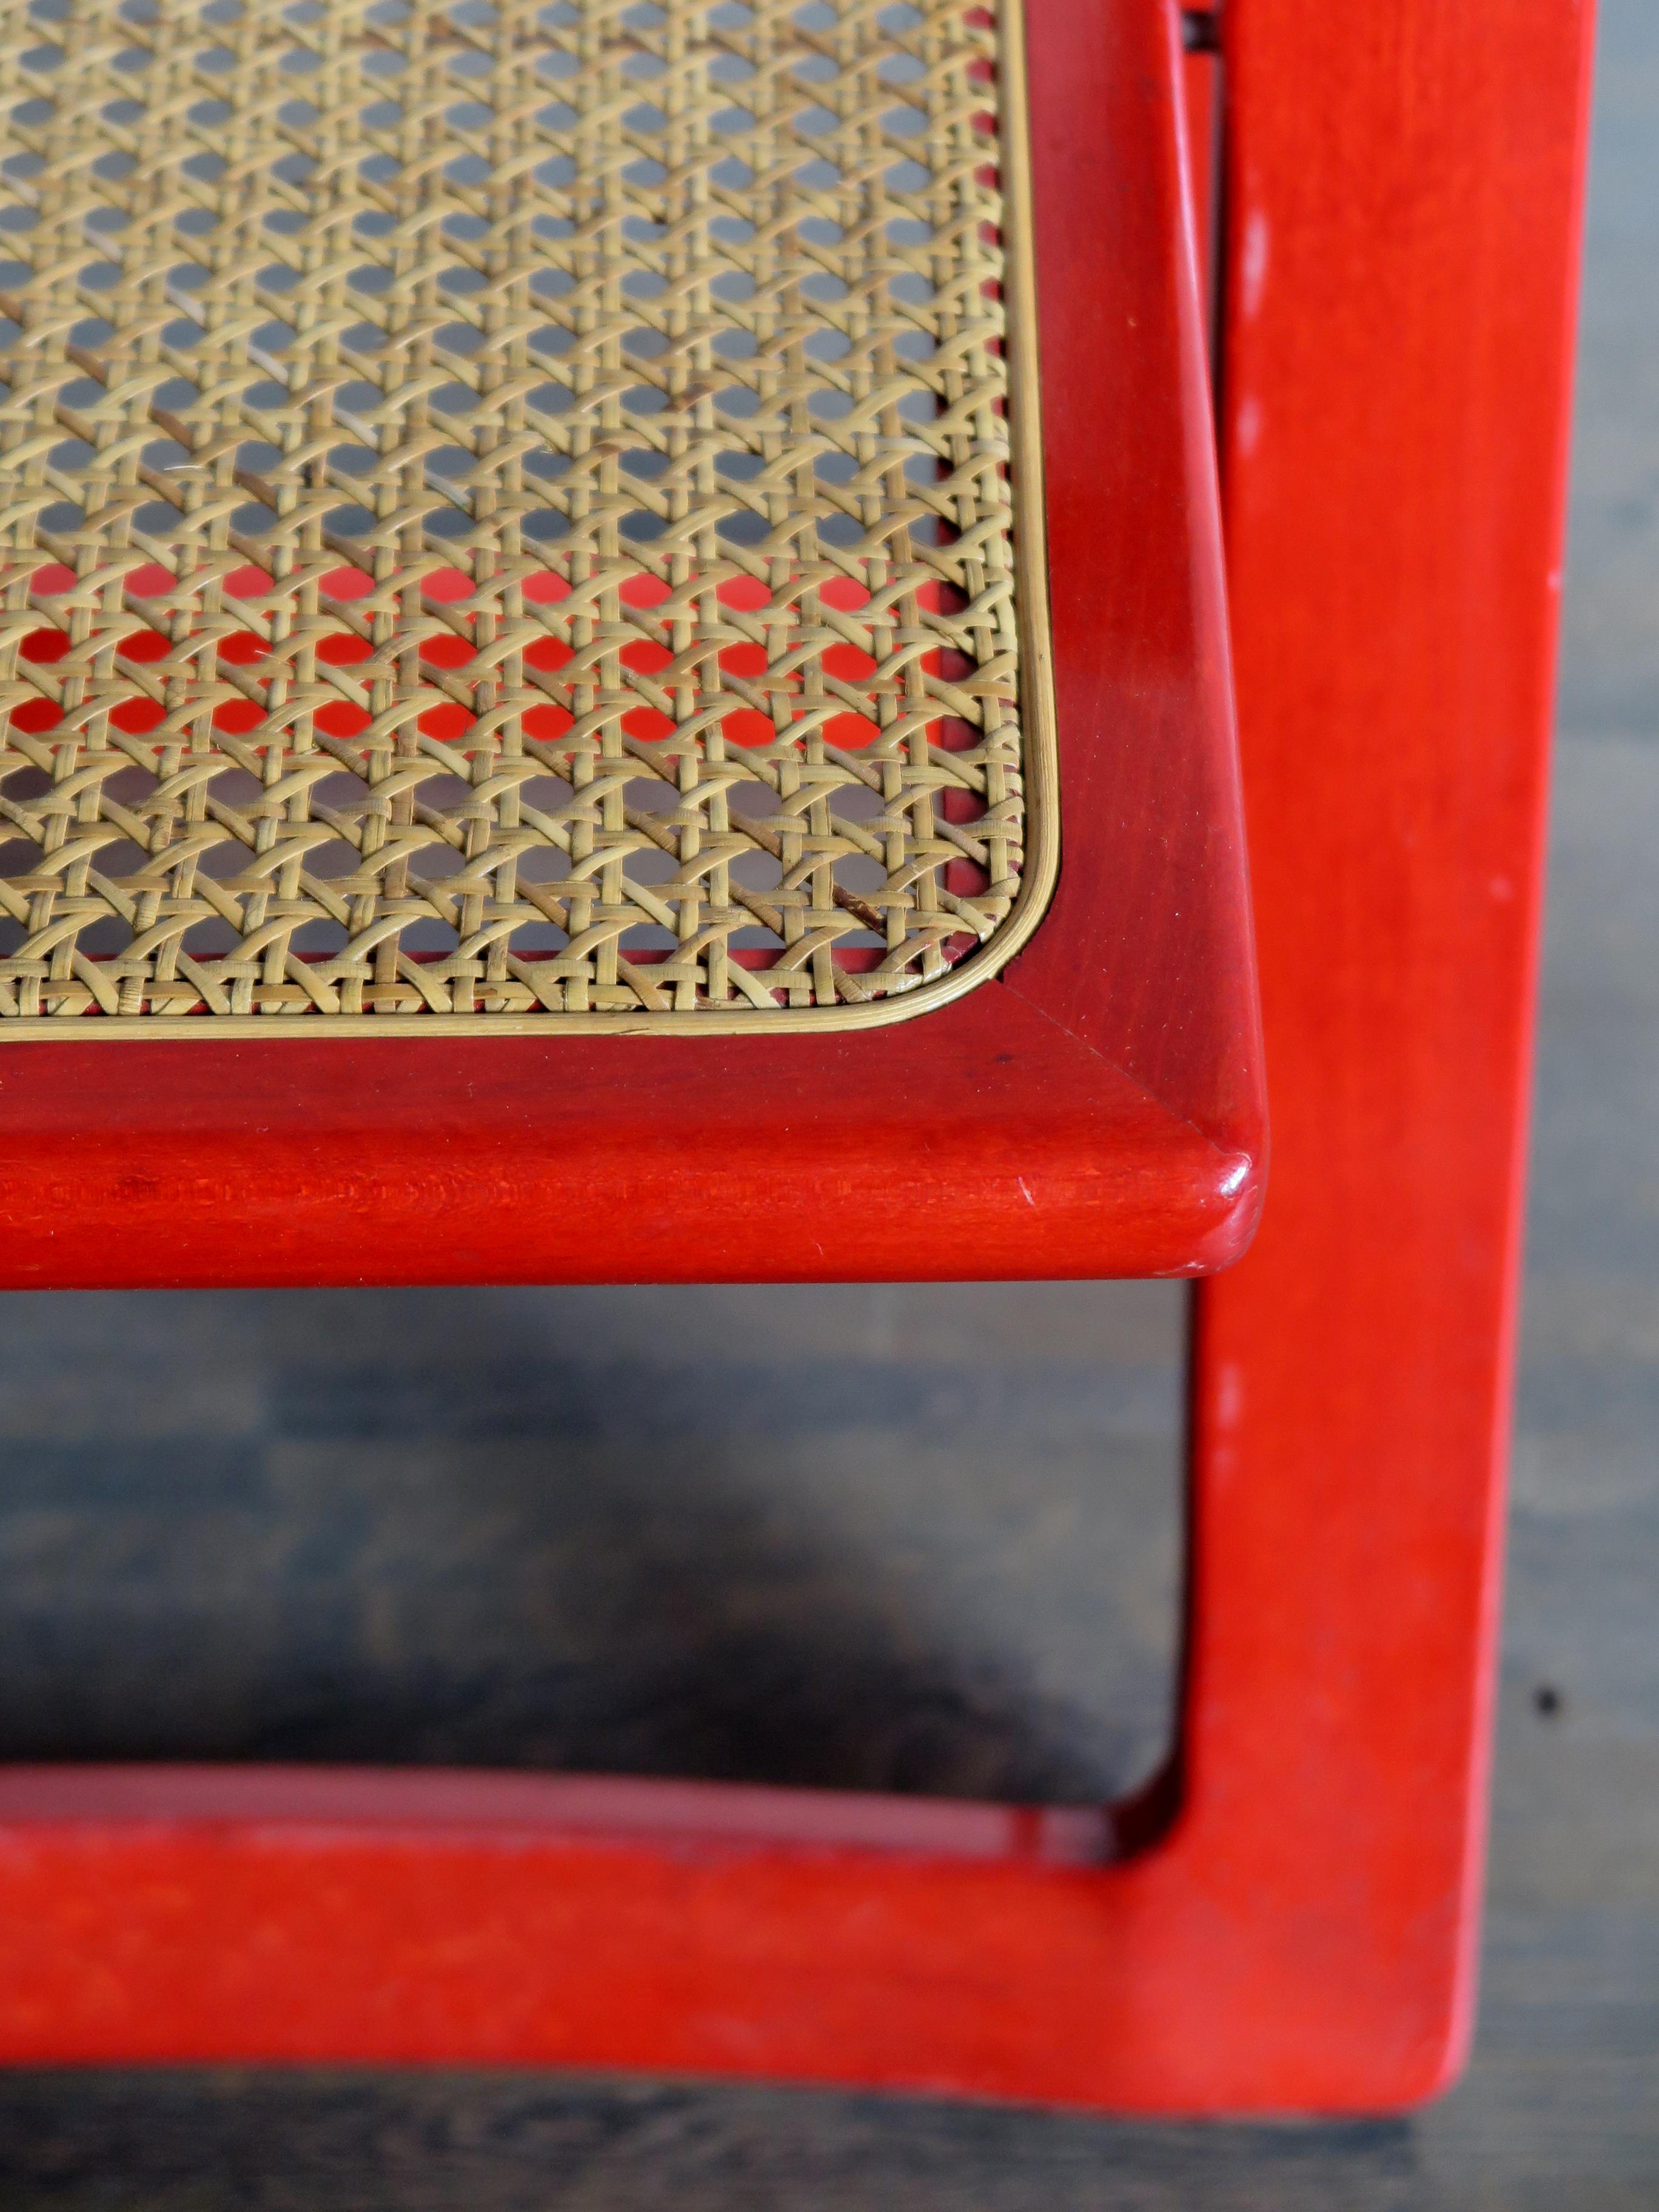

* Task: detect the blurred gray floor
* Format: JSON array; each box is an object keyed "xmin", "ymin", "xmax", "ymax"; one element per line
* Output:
[
  {"xmin": 0, "ymin": 1280, "xmax": 1184, "ymax": 1801},
  {"xmin": 0, "ymin": 4, "xmax": 1655, "ymax": 2203}
]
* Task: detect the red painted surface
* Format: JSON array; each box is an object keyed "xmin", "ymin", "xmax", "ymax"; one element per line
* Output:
[
  {"xmin": 0, "ymin": 0, "xmax": 1262, "ymax": 1295},
  {"xmin": 0, "ymin": 0, "xmax": 1594, "ymax": 2112},
  {"xmin": 1183, "ymin": 0, "xmax": 1598, "ymax": 2100}
]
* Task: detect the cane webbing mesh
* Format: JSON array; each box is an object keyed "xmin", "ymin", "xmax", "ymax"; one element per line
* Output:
[{"xmin": 0, "ymin": 0, "xmax": 1049, "ymax": 1026}]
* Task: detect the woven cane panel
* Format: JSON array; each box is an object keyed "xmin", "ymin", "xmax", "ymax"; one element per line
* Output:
[{"xmin": 0, "ymin": 0, "xmax": 1050, "ymax": 1027}]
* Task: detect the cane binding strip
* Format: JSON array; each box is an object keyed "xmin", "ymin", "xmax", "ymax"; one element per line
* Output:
[{"xmin": 0, "ymin": 0, "xmax": 1053, "ymax": 1028}]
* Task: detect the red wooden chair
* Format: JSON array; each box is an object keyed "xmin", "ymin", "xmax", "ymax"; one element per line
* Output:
[{"xmin": 0, "ymin": 0, "xmax": 1590, "ymax": 2111}]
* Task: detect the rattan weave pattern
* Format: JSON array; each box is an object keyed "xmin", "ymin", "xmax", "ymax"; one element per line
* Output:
[{"xmin": 0, "ymin": 0, "xmax": 1050, "ymax": 1027}]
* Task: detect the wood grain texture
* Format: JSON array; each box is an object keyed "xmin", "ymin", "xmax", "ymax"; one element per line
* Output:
[{"xmin": 0, "ymin": 1280, "xmax": 1184, "ymax": 1798}]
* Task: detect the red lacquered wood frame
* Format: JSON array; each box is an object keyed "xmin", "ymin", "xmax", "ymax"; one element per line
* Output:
[{"xmin": 0, "ymin": 0, "xmax": 1593, "ymax": 2111}]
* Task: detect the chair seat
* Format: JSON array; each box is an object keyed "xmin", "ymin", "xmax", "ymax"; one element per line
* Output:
[
  {"xmin": 0, "ymin": 0, "xmax": 1261, "ymax": 1284},
  {"xmin": 0, "ymin": 0, "xmax": 1052, "ymax": 1029}
]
